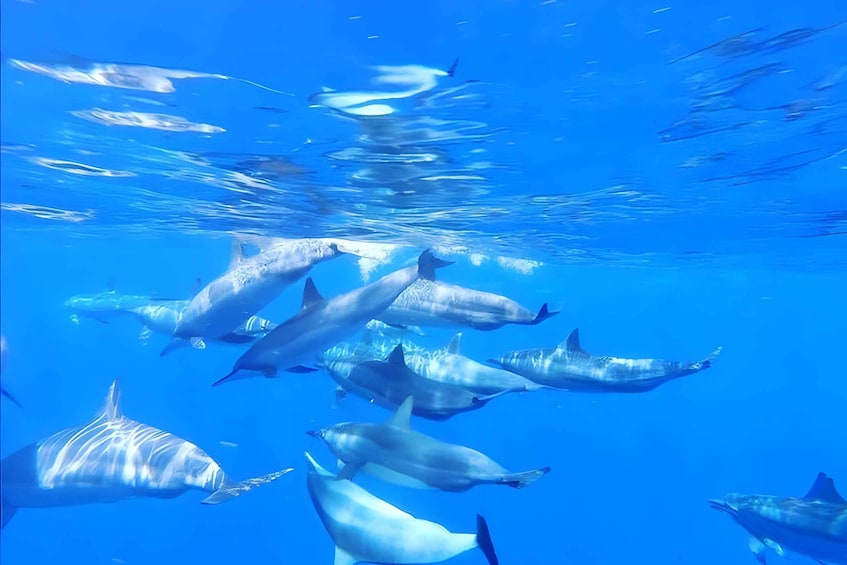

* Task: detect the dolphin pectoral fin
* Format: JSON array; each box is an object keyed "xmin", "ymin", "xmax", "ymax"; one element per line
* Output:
[
  {"xmin": 284, "ymin": 365, "xmax": 319, "ymax": 374},
  {"xmin": 160, "ymin": 339, "xmax": 190, "ymax": 357},
  {"xmin": 1, "ymin": 497, "xmax": 17, "ymax": 529},
  {"xmin": 499, "ymin": 466, "xmax": 551, "ymax": 489},
  {"xmin": 748, "ymin": 537, "xmax": 767, "ymax": 564},
  {"xmin": 200, "ymin": 467, "xmax": 294, "ymax": 504},
  {"xmin": 333, "ymin": 546, "xmax": 357, "ymax": 565},
  {"xmin": 476, "ymin": 515, "xmax": 499, "ymax": 565},
  {"xmin": 1, "ymin": 387, "xmax": 21, "ymax": 408},
  {"xmin": 334, "ymin": 460, "xmax": 363, "ymax": 481}
]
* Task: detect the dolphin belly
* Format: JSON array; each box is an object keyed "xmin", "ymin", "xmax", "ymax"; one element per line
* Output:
[{"xmin": 359, "ymin": 463, "xmax": 435, "ymax": 490}]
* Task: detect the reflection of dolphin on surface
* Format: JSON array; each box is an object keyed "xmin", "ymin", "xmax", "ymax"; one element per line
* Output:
[
  {"xmin": 305, "ymin": 451, "xmax": 499, "ymax": 565},
  {"xmin": 490, "ymin": 328, "xmax": 720, "ymax": 393},
  {"xmin": 0, "ymin": 334, "xmax": 20, "ymax": 407},
  {"xmin": 710, "ymin": 472, "xmax": 847, "ymax": 564},
  {"xmin": 0, "ymin": 379, "xmax": 292, "ymax": 529},
  {"xmin": 309, "ymin": 395, "xmax": 550, "ymax": 492}
]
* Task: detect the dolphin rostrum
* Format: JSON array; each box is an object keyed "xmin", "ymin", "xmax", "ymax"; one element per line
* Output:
[
  {"xmin": 309, "ymin": 395, "xmax": 550, "ymax": 491},
  {"xmin": 490, "ymin": 328, "xmax": 721, "ymax": 392},
  {"xmin": 0, "ymin": 379, "xmax": 292, "ymax": 529},
  {"xmin": 173, "ymin": 237, "xmax": 347, "ymax": 344},
  {"xmin": 305, "ymin": 451, "xmax": 499, "ymax": 565},
  {"xmin": 378, "ymin": 277, "xmax": 558, "ymax": 331},
  {"xmin": 710, "ymin": 472, "xmax": 847, "ymax": 564},
  {"xmin": 213, "ymin": 249, "xmax": 453, "ymax": 386},
  {"xmin": 324, "ymin": 343, "xmax": 504, "ymax": 420}
]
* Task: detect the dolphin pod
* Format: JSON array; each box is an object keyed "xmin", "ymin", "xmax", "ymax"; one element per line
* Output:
[
  {"xmin": 0, "ymin": 379, "xmax": 292, "ymax": 528},
  {"xmin": 710, "ymin": 472, "xmax": 847, "ymax": 564}
]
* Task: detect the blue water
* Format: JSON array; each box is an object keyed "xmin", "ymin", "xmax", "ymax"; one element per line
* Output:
[{"xmin": 1, "ymin": 1, "xmax": 846, "ymax": 564}]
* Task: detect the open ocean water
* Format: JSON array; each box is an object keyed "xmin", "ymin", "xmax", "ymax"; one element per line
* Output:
[{"xmin": 1, "ymin": 1, "xmax": 846, "ymax": 564}]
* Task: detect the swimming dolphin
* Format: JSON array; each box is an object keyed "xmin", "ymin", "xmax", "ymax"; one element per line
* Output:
[
  {"xmin": 710, "ymin": 472, "xmax": 847, "ymax": 564},
  {"xmin": 0, "ymin": 334, "xmax": 20, "ymax": 407},
  {"xmin": 0, "ymin": 379, "xmax": 291, "ymax": 529},
  {"xmin": 305, "ymin": 451, "xmax": 499, "ymax": 565},
  {"xmin": 213, "ymin": 249, "xmax": 453, "ymax": 385},
  {"xmin": 172, "ymin": 237, "xmax": 347, "ymax": 345},
  {"xmin": 405, "ymin": 333, "xmax": 542, "ymax": 395},
  {"xmin": 324, "ymin": 343, "xmax": 504, "ymax": 420},
  {"xmin": 489, "ymin": 328, "xmax": 721, "ymax": 392},
  {"xmin": 308, "ymin": 395, "xmax": 550, "ymax": 491},
  {"xmin": 64, "ymin": 290, "xmax": 156, "ymax": 325},
  {"xmin": 378, "ymin": 278, "xmax": 557, "ymax": 331}
]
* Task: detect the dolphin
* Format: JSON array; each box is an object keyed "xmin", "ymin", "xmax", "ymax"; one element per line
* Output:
[
  {"xmin": 64, "ymin": 290, "xmax": 158, "ymax": 324},
  {"xmin": 710, "ymin": 472, "xmax": 847, "ymax": 564},
  {"xmin": 377, "ymin": 277, "xmax": 558, "ymax": 331},
  {"xmin": 172, "ymin": 237, "xmax": 348, "ymax": 344},
  {"xmin": 305, "ymin": 451, "xmax": 499, "ymax": 565},
  {"xmin": 405, "ymin": 333, "xmax": 543, "ymax": 395},
  {"xmin": 308, "ymin": 395, "xmax": 550, "ymax": 491},
  {"xmin": 0, "ymin": 379, "xmax": 292, "ymax": 529},
  {"xmin": 213, "ymin": 249, "xmax": 453, "ymax": 385},
  {"xmin": 0, "ymin": 334, "xmax": 21, "ymax": 407},
  {"xmin": 489, "ymin": 328, "xmax": 721, "ymax": 392},
  {"xmin": 323, "ymin": 343, "xmax": 504, "ymax": 420}
]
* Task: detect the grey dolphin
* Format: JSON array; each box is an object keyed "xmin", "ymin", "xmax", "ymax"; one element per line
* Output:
[
  {"xmin": 378, "ymin": 278, "xmax": 558, "ymax": 331},
  {"xmin": 309, "ymin": 395, "xmax": 550, "ymax": 491},
  {"xmin": 173, "ymin": 237, "xmax": 347, "ymax": 343},
  {"xmin": 490, "ymin": 328, "xmax": 721, "ymax": 392},
  {"xmin": 0, "ymin": 379, "xmax": 292, "ymax": 529},
  {"xmin": 64, "ymin": 290, "xmax": 156, "ymax": 324},
  {"xmin": 710, "ymin": 472, "xmax": 847, "ymax": 564},
  {"xmin": 305, "ymin": 451, "xmax": 499, "ymax": 565},
  {"xmin": 0, "ymin": 334, "xmax": 20, "ymax": 407},
  {"xmin": 324, "ymin": 343, "xmax": 504, "ymax": 420},
  {"xmin": 213, "ymin": 249, "xmax": 453, "ymax": 386},
  {"xmin": 405, "ymin": 333, "xmax": 543, "ymax": 395}
]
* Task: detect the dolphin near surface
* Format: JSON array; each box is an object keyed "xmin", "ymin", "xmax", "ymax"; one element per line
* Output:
[
  {"xmin": 0, "ymin": 379, "xmax": 292, "ymax": 529},
  {"xmin": 324, "ymin": 343, "xmax": 505, "ymax": 420},
  {"xmin": 710, "ymin": 472, "xmax": 847, "ymax": 564},
  {"xmin": 172, "ymin": 237, "xmax": 348, "ymax": 345},
  {"xmin": 305, "ymin": 451, "xmax": 499, "ymax": 565},
  {"xmin": 214, "ymin": 249, "xmax": 453, "ymax": 386},
  {"xmin": 490, "ymin": 328, "xmax": 721, "ymax": 393},
  {"xmin": 377, "ymin": 277, "xmax": 558, "ymax": 331},
  {"xmin": 308, "ymin": 395, "xmax": 550, "ymax": 491}
]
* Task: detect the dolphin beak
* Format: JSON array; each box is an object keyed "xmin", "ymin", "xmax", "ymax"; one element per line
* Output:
[{"xmin": 708, "ymin": 499, "xmax": 737, "ymax": 517}]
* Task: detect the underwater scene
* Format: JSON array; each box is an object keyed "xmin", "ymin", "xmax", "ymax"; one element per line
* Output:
[{"xmin": 1, "ymin": 0, "xmax": 846, "ymax": 564}]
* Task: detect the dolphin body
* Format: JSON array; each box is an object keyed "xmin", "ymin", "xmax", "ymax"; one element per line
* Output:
[
  {"xmin": 490, "ymin": 328, "xmax": 721, "ymax": 393},
  {"xmin": 305, "ymin": 451, "xmax": 499, "ymax": 565},
  {"xmin": 323, "ymin": 343, "xmax": 503, "ymax": 420},
  {"xmin": 0, "ymin": 379, "xmax": 291, "ymax": 529},
  {"xmin": 64, "ymin": 290, "xmax": 157, "ymax": 324},
  {"xmin": 710, "ymin": 472, "xmax": 847, "ymax": 564},
  {"xmin": 405, "ymin": 333, "xmax": 542, "ymax": 395},
  {"xmin": 377, "ymin": 278, "xmax": 557, "ymax": 331},
  {"xmin": 172, "ymin": 238, "xmax": 347, "ymax": 344},
  {"xmin": 214, "ymin": 249, "xmax": 452, "ymax": 385},
  {"xmin": 0, "ymin": 334, "xmax": 20, "ymax": 407},
  {"xmin": 309, "ymin": 395, "xmax": 550, "ymax": 491}
]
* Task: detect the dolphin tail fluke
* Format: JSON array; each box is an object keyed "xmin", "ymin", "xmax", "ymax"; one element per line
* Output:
[
  {"xmin": 530, "ymin": 303, "xmax": 559, "ymax": 325},
  {"xmin": 696, "ymin": 346, "xmax": 723, "ymax": 370},
  {"xmin": 1, "ymin": 387, "xmax": 21, "ymax": 407},
  {"xmin": 476, "ymin": 514, "xmax": 499, "ymax": 565},
  {"xmin": 499, "ymin": 466, "xmax": 551, "ymax": 489},
  {"xmin": 1, "ymin": 497, "xmax": 17, "ymax": 529},
  {"xmin": 417, "ymin": 249, "xmax": 454, "ymax": 281},
  {"xmin": 200, "ymin": 468, "xmax": 294, "ymax": 504}
]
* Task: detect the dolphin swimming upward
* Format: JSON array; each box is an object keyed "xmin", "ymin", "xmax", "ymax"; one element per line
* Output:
[
  {"xmin": 490, "ymin": 328, "xmax": 721, "ymax": 393},
  {"xmin": 710, "ymin": 472, "xmax": 847, "ymax": 564},
  {"xmin": 214, "ymin": 249, "xmax": 453, "ymax": 386},
  {"xmin": 0, "ymin": 379, "xmax": 292, "ymax": 529},
  {"xmin": 378, "ymin": 277, "xmax": 558, "ymax": 331},
  {"xmin": 309, "ymin": 395, "xmax": 550, "ymax": 491},
  {"xmin": 305, "ymin": 451, "xmax": 500, "ymax": 565}
]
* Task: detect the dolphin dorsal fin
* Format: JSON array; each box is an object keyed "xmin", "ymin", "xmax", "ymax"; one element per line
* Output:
[
  {"xmin": 301, "ymin": 278, "xmax": 324, "ymax": 309},
  {"xmin": 559, "ymin": 328, "xmax": 582, "ymax": 353},
  {"xmin": 96, "ymin": 379, "xmax": 123, "ymax": 421},
  {"xmin": 229, "ymin": 239, "xmax": 246, "ymax": 270},
  {"xmin": 388, "ymin": 344, "xmax": 406, "ymax": 366},
  {"xmin": 803, "ymin": 472, "xmax": 846, "ymax": 504},
  {"xmin": 387, "ymin": 396, "xmax": 414, "ymax": 429},
  {"xmin": 447, "ymin": 333, "xmax": 462, "ymax": 354}
]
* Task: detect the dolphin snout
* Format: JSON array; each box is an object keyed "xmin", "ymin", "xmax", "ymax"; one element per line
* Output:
[
  {"xmin": 306, "ymin": 429, "xmax": 321, "ymax": 438},
  {"xmin": 708, "ymin": 499, "xmax": 737, "ymax": 517}
]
